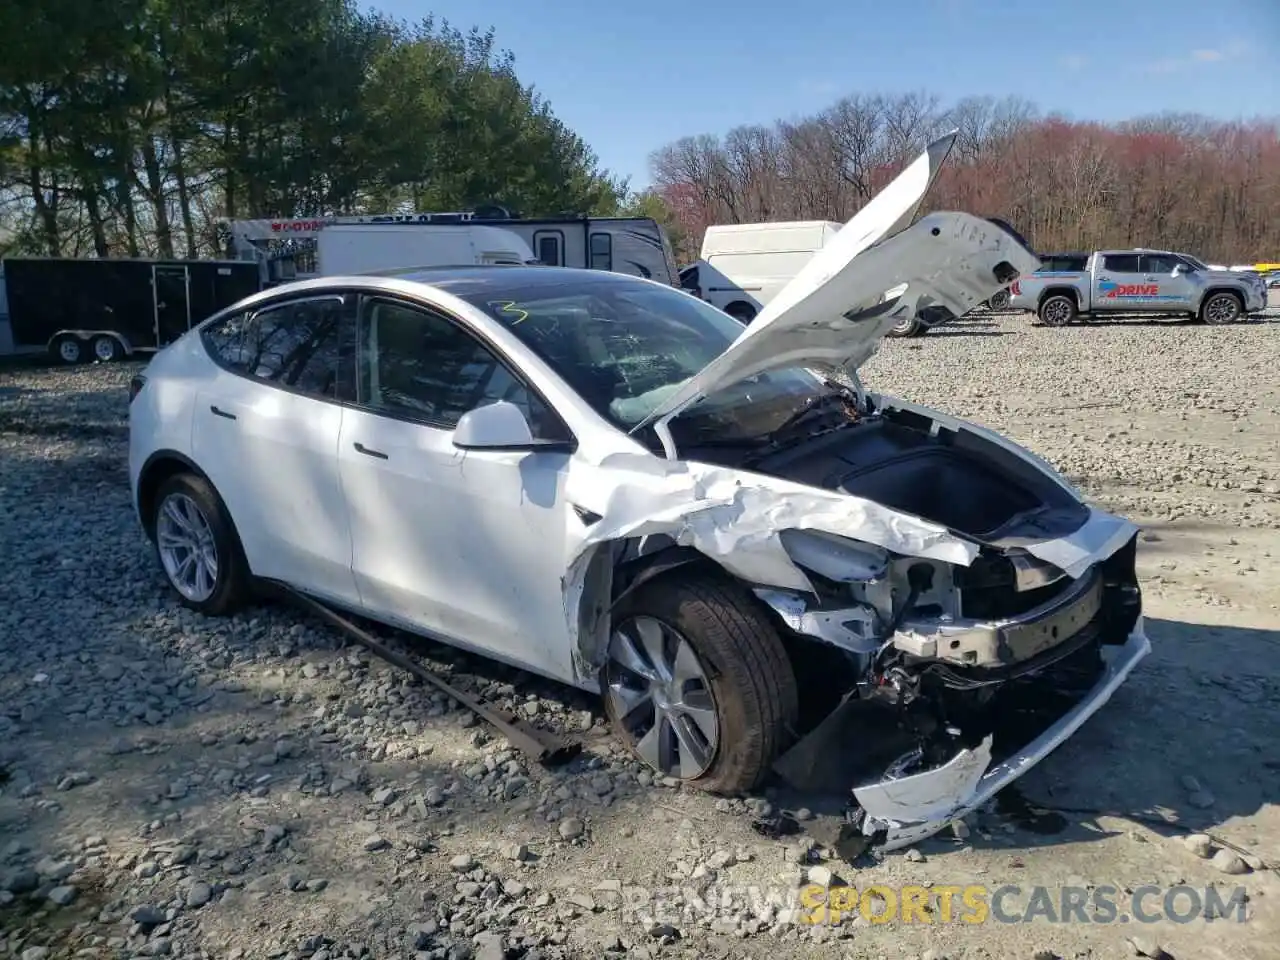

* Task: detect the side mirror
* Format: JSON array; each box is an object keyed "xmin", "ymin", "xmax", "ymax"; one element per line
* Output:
[
  {"xmin": 452, "ymin": 400, "xmax": 574, "ymax": 452},
  {"xmin": 1172, "ymin": 264, "xmax": 1185, "ymax": 277}
]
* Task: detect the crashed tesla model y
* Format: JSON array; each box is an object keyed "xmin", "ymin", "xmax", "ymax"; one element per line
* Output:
[{"xmin": 128, "ymin": 132, "xmax": 1149, "ymax": 851}]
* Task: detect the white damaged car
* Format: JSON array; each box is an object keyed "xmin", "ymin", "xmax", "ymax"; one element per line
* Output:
[{"xmin": 128, "ymin": 132, "xmax": 1149, "ymax": 851}]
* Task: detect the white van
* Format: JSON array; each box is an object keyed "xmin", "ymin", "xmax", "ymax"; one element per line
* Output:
[
  {"xmin": 316, "ymin": 223, "xmax": 538, "ymax": 277},
  {"xmin": 680, "ymin": 220, "xmax": 843, "ymax": 322}
]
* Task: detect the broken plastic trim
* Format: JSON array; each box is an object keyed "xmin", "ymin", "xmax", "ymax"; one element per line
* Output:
[
  {"xmin": 264, "ymin": 581, "xmax": 581, "ymax": 766},
  {"xmin": 852, "ymin": 627, "xmax": 1150, "ymax": 852}
]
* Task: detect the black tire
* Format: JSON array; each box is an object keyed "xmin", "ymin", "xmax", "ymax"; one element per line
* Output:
[
  {"xmin": 1039, "ymin": 294, "xmax": 1077, "ymax": 327},
  {"xmin": 1200, "ymin": 291, "xmax": 1243, "ymax": 325},
  {"xmin": 151, "ymin": 472, "xmax": 252, "ymax": 616},
  {"xmin": 49, "ymin": 334, "xmax": 84, "ymax": 365},
  {"xmin": 988, "ymin": 289, "xmax": 1011, "ymax": 311},
  {"xmin": 605, "ymin": 573, "xmax": 799, "ymax": 795},
  {"xmin": 90, "ymin": 334, "xmax": 124, "ymax": 363},
  {"xmin": 885, "ymin": 315, "xmax": 924, "ymax": 338},
  {"xmin": 725, "ymin": 302, "xmax": 757, "ymax": 324}
]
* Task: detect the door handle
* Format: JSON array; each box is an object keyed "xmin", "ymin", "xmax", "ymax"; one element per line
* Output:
[
  {"xmin": 354, "ymin": 442, "xmax": 388, "ymax": 460},
  {"xmin": 210, "ymin": 405, "xmax": 237, "ymax": 420}
]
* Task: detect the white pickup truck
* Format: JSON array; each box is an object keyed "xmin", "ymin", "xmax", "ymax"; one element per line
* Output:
[{"xmin": 1007, "ymin": 249, "xmax": 1267, "ymax": 326}]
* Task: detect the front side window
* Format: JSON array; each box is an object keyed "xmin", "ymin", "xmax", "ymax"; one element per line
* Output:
[
  {"xmin": 1141, "ymin": 253, "xmax": 1181, "ymax": 274},
  {"xmin": 451, "ymin": 275, "xmax": 830, "ymax": 448},
  {"xmin": 201, "ymin": 296, "xmax": 355, "ymax": 399},
  {"xmin": 357, "ymin": 297, "xmax": 565, "ymax": 437}
]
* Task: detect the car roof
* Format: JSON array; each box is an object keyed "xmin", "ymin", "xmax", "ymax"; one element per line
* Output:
[{"xmin": 377, "ymin": 264, "xmax": 643, "ymax": 291}]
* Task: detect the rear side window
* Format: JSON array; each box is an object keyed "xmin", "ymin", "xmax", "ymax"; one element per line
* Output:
[
  {"xmin": 1102, "ymin": 254, "xmax": 1141, "ymax": 273},
  {"xmin": 201, "ymin": 296, "xmax": 356, "ymax": 400},
  {"xmin": 1037, "ymin": 255, "xmax": 1087, "ymax": 272}
]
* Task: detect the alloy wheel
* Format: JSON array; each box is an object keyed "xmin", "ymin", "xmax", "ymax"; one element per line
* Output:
[
  {"xmin": 605, "ymin": 615, "xmax": 720, "ymax": 780},
  {"xmin": 156, "ymin": 492, "xmax": 220, "ymax": 602}
]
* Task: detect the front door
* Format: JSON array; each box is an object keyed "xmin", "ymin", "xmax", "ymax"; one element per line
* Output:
[
  {"xmin": 153, "ymin": 265, "xmax": 192, "ymax": 346},
  {"xmin": 336, "ymin": 294, "xmax": 578, "ymax": 683},
  {"xmin": 1139, "ymin": 253, "xmax": 1195, "ymax": 310}
]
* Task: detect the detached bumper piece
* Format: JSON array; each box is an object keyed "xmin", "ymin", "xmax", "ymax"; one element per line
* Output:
[{"xmin": 854, "ymin": 626, "xmax": 1149, "ymax": 851}]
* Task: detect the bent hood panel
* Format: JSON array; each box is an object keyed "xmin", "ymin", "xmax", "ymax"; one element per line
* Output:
[
  {"xmin": 645, "ymin": 210, "xmax": 1040, "ymax": 432},
  {"xmin": 641, "ymin": 135, "xmax": 1040, "ymax": 433}
]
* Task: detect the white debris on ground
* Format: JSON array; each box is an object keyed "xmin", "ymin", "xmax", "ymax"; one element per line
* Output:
[{"xmin": 2, "ymin": 309, "xmax": 1280, "ymax": 960}]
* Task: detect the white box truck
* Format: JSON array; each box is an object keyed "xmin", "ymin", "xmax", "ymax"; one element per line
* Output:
[{"xmin": 679, "ymin": 220, "xmax": 843, "ymax": 323}]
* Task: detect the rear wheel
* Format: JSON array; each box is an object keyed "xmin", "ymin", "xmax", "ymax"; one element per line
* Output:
[
  {"xmin": 151, "ymin": 472, "xmax": 252, "ymax": 616},
  {"xmin": 1039, "ymin": 294, "xmax": 1077, "ymax": 327},
  {"xmin": 987, "ymin": 289, "xmax": 1011, "ymax": 311},
  {"xmin": 1200, "ymin": 291, "xmax": 1242, "ymax": 325},
  {"xmin": 603, "ymin": 573, "xmax": 799, "ymax": 794},
  {"xmin": 91, "ymin": 334, "xmax": 124, "ymax": 362},
  {"xmin": 50, "ymin": 334, "xmax": 84, "ymax": 365}
]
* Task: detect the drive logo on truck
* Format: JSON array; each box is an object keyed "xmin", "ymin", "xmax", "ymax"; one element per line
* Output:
[{"xmin": 1099, "ymin": 281, "xmax": 1160, "ymax": 298}]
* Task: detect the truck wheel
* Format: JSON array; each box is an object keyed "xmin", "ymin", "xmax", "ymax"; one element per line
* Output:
[
  {"xmin": 1201, "ymin": 291, "xmax": 1242, "ymax": 325},
  {"xmin": 50, "ymin": 334, "xmax": 85, "ymax": 365},
  {"xmin": 886, "ymin": 315, "xmax": 924, "ymax": 338},
  {"xmin": 91, "ymin": 334, "xmax": 124, "ymax": 362},
  {"xmin": 603, "ymin": 573, "xmax": 799, "ymax": 795},
  {"xmin": 1039, "ymin": 295, "xmax": 1077, "ymax": 327},
  {"xmin": 725, "ymin": 302, "xmax": 757, "ymax": 324}
]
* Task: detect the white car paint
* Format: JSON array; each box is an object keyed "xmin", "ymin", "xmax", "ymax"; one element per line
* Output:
[{"xmin": 129, "ymin": 133, "xmax": 1148, "ymax": 852}]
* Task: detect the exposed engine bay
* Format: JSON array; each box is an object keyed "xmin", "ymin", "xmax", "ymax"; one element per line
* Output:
[{"xmin": 676, "ymin": 394, "xmax": 1146, "ymax": 849}]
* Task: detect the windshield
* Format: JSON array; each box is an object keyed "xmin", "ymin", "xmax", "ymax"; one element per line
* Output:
[{"xmin": 453, "ymin": 274, "xmax": 831, "ymax": 445}]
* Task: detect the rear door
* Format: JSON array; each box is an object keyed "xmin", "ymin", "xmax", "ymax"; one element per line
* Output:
[
  {"xmin": 192, "ymin": 293, "xmax": 361, "ymax": 605},
  {"xmin": 1092, "ymin": 253, "xmax": 1145, "ymax": 311}
]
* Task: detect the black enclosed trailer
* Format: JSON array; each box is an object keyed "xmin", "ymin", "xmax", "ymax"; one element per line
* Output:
[{"xmin": 1, "ymin": 257, "xmax": 261, "ymax": 364}]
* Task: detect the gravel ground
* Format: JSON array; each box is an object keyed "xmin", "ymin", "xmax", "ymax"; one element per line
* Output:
[{"xmin": 2, "ymin": 309, "xmax": 1280, "ymax": 960}]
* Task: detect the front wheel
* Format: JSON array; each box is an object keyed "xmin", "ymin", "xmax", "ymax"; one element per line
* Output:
[
  {"xmin": 151, "ymin": 472, "xmax": 252, "ymax": 616},
  {"xmin": 603, "ymin": 574, "xmax": 799, "ymax": 794},
  {"xmin": 91, "ymin": 334, "xmax": 124, "ymax": 362},
  {"xmin": 1200, "ymin": 292, "xmax": 1242, "ymax": 325}
]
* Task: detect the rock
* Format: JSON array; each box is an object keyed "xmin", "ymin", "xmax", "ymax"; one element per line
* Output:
[
  {"xmin": 1183, "ymin": 833, "xmax": 1214, "ymax": 858},
  {"xmin": 558, "ymin": 817, "xmax": 585, "ymax": 840},
  {"xmin": 450, "ymin": 853, "xmax": 476, "ymax": 872},
  {"xmin": 35, "ymin": 857, "xmax": 75, "ymax": 881},
  {"xmin": 131, "ymin": 904, "xmax": 166, "ymax": 925},
  {"xmin": 504, "ymin": 842, "xmax": 531, "ymax": 862},
  {"xmin": 1211, "ymin": 849, "xmax": 1250, "ymax": 875},
  {"xmin": 372, "ymin": 786, "xmax": 396, "ymax": 806},
  {"xmin": 186, "ymin": 881, "xmax": 213, "ymax": 908},
  {"xmin": 1187, "ymin": 790, "xmax": 1216, "ymax": 809},
  {"xmin": 362, "ymin": 835, "xmax": 390, "ymax": 852},
  {"xmin": 807, "ymin": 865, "xmax": 833, "ymax": 887},
  {"xmin": 473, "ymin": 931, "xmax": 505, "ymax": 960},
  {"xmin": 903, "ymin": 847, "xmax": 925, "ymax": 862},
  {"xmin": 20, "ymin": 948, "xmax": 51, "ymax": 960},
  {"xmin": 950, "ymin": 820, "xmax": 971, "ymax": 840},
  {"xmin": 47, "ymin": 884, "xmax": 78, "ymax": 906},
  {"xmin": 1127, "ymin": 936, "xmax": 1172, "ymax": 959},
  {"xmin": 2, "ymin": 867, "xmax": 39, "ymax": 894}
]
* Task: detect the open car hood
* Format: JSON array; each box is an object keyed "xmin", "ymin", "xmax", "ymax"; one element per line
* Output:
[{"xmin": 636, "ymin": 131, "xmax": 1038, "ymax": 445}]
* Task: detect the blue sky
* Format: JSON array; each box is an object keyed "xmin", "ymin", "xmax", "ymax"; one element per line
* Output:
[{"xmin": 376, "ymin": 0, "xmax": 1279, "ymax": 189}]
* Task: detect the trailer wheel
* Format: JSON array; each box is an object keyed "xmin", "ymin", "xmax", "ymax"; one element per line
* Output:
[
  {"xmin": 50, "ymin": 334, "xmax": 85, "ymax": 365},
  {"xmin": 91, "ymin": 334, "xmax": 124, "ymax": 363}
]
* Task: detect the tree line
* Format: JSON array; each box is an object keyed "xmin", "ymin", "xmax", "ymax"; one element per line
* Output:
[
  {"xmin": 648, "ymin": 92, "xmax": 1280, "ymax": 265},
  {"xmin": 0, "ymin": 0, "xmax": 628, "ymax": 259}
]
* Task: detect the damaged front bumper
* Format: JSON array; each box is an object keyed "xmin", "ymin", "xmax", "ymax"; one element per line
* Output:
[{"xmin": 850, "ymin": 623, "xmax": 1150, "ymax": 851}]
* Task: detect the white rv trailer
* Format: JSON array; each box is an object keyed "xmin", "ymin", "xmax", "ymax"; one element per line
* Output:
[
  {"xmin": 223, "ymin": 210, "xmax": 680, "ymax": 287},
  {"xmin": 315, "ymin": 223, "xmax": 536, "ymax": 276}
]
